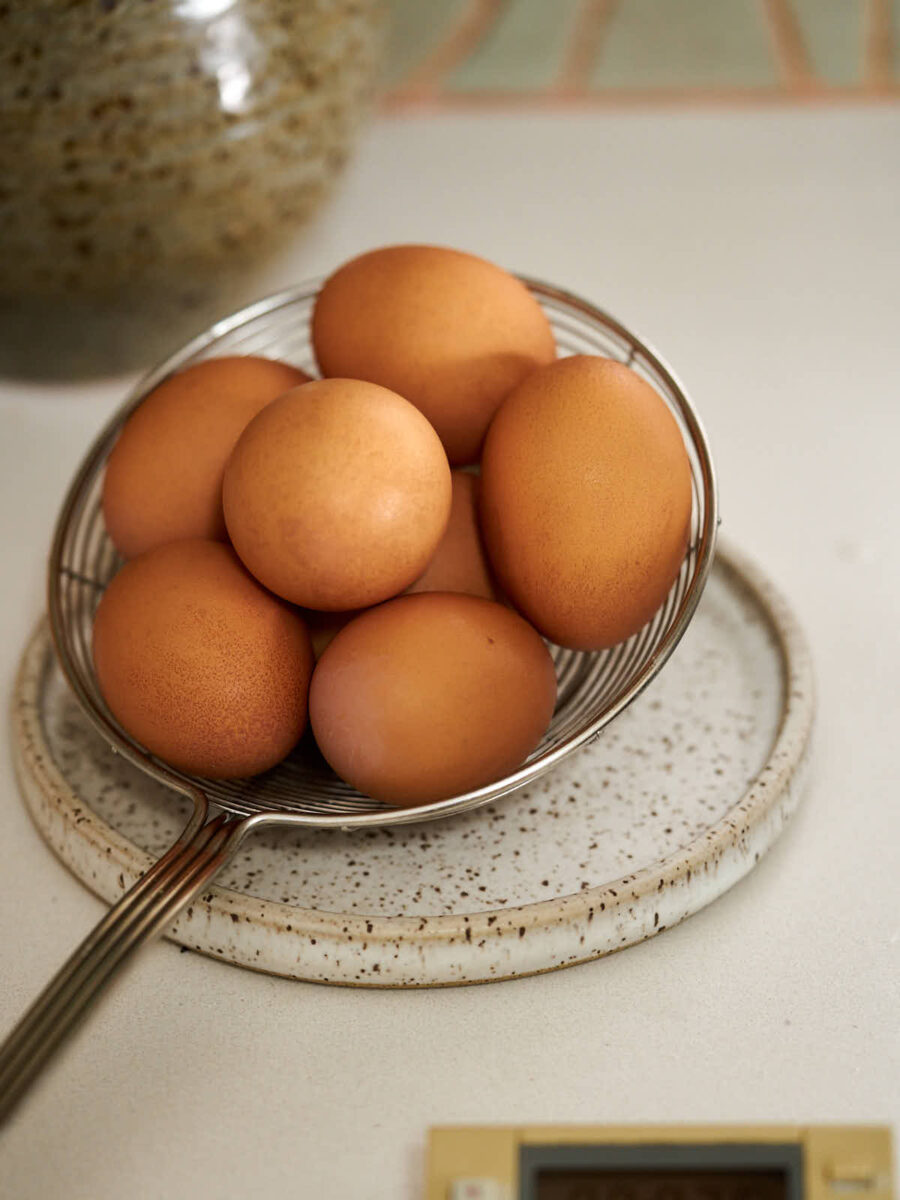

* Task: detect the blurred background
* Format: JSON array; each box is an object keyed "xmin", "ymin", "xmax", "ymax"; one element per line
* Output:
[
  {"xmin": 2, "ymin": 0, "xmax": 896, "ymax": 377},
  {"xmin": 383, "ymin": 0, "xmax": 898, "ymax": 103}
]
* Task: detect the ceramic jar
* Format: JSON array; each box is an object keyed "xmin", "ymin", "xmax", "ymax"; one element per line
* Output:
[{"xmin": 0, "ymin": 0, "xmax": 384, "ymax": 372}]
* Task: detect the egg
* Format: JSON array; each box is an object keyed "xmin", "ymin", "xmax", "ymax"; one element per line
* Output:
[
  {"xmin": 311, "ymin": 245, "xmax": 556, "ymax": 464},
  {"xmin": 480, "ymin": 355, "xmax": 693, "ymax": 650},
  {"xmin": 406, "ymin": 470, "xmax": 500, "ymax": 601},
  {"xmin": 92, "ymin": 539, "xmax": 314, "ymax": 778},
  {"xmin": 223, "ymin": 378, "xmax": 452, "ymax": 611},
  {"xmin": 102, "ymin": 355, "xmax": 309, "ymax": 559},
  {"xmin": 304, "ymin": 467, "xmax": 499, "ymax": 655},
  {"xmin": 304, "ymin": 469, "xmax": 501, "ymax": 661},
  {"xmin": 309, "ymin": 592, "xmax": 557, "ymax": 807}
]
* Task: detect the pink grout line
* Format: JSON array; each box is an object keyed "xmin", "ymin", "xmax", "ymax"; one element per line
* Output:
[
  {"xmin": 761, "ymin": 0, "xmax": 817, "ymax": 89},
  {"xmin": 388, "ymin": 0, "xmax": 508, "ymax": 104},
  {"xmin": 381, "ymin": 83, "xmax": 900, "ymax": 116},
  {"xmin": 555, "ymin": 0, "xmax": 619, "ymax": 96},
  {"xmin": 864, "ymin": 0, "xmax": 894, "ymax": 88}
]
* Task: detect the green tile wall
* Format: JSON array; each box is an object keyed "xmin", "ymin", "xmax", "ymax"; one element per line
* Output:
[
  {"xmin": 447, "ymin": 0, "xmax": 582, "ymax": 91},
  {"xmin": 794, "ymin": 0, "xmax": 861, "ymax": 85},
  {"xmin": 384, "ymin": 0, "xmax": 468, "ymax": 86},
  {"xmin": 591, "ymin": 0, "xmax": 776, "ymax": 89}
]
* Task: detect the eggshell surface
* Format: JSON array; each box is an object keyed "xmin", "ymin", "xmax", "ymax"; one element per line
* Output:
[
  {"xmin": 480, "ymin": 355, "xmax": 693, "ymax": 650},
  {"xmin": 406, "ymin": 471, "xmax": 500, "ymax": 601},
  {"xmin": 309, "ymin": 592, "xmax": 558, "ymax": 807},
  {"xmin": 311, "ymin": 245, "xmax": 557, "ymax": 464},
  {"xmin": 223, "ymin": 379, "xmax": 452, "ymax": 611},
  {"xmin": 92, "ymin": 540, "xmax": 314, "ymax": 778},
  {"xmin": 102, "ymin": 355, "xmax": 309, "ymax": 559}
]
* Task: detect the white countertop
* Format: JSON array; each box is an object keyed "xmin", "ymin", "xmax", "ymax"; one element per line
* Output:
[{"xmin": 1, "ymin": 107, "xmax": 898, "ymax": 1197}]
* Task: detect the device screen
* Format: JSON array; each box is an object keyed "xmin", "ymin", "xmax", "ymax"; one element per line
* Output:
[
  {"xmin": 520, "ymin": 1144, "xmax": 802, "ymax": 1200},
  {"xmin": 534, "ymin": 1166, "xmax": 789, "ymax": 1199}
]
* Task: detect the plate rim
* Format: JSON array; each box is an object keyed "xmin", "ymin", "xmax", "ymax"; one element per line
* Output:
[{"xmin": 11, "ymin": 538, "xmax": 815, "ymax": 986}]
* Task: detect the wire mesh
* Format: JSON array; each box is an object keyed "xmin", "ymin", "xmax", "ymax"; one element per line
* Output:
[{"xmin": 47, "ymin": 278, "xmax": 717, "ymax": 828}]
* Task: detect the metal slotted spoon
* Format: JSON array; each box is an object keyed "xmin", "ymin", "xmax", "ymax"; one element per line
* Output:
[{"xmin": 0, "ymin": 278, "xmax": 717, "ymax": 1121}]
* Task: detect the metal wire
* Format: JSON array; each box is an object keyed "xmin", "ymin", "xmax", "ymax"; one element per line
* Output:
[{"xmin": 47, "ymin": 278, "xmax": 718, "ymax": 830}]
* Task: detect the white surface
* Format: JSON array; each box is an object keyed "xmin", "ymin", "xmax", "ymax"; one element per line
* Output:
[{"xmin": 0, "ymin": 108, "xmax": 898, "ymax": 1195}]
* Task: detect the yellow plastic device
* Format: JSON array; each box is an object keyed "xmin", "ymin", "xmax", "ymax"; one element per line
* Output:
[{"xmin": 427, "ymin": 1124, "xmax": 894, "ymax": 1200}]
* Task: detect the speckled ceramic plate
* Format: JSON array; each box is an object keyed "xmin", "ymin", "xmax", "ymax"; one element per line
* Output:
[{"xmin": 11, "ymin": 542, "xmax": 813, "ymax": 988}]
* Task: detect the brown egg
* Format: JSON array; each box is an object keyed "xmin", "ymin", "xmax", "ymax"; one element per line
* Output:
[
  {"xmin": 309, "ymin": 592, "xmax": 557, "ymax": 807},
  {"xmin": 406, "ymin": 470, "xmax": 500, "ymax": 601},
  {"xmin": 300, "ymin": 467, "xmax": 495, "ymax": 651},
  {"xmin": 223, "ymin": 378, "xmax": 452, "ymax": 611},
  {"xmin": 311, "ymin": 245, "xmax": 556, "ymax": 464},
  {"xmin": 92, "ymin": 540, "xmax": 314, "ymax": 778},
  {"xmin": 480, "ymin": 355, "xmax": 693, "ymax": 650},
  {"xmin": 103, "ymin": 355, "xmax": 309, "ymax": 559}
]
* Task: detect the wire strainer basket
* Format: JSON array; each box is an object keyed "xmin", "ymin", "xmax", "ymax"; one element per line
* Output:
[
  {"xmin": 48, "ymin": 278, "xmax": 718, "ymax": 824},
  {"xmin": 1, "ymin": 277, "xmax": 717, "ymax": 1119}
]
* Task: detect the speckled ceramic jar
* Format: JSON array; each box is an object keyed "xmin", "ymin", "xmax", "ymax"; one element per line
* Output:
[{"xmin": 0, "ymin": 0, "xmax": 384, "ymax": 372}]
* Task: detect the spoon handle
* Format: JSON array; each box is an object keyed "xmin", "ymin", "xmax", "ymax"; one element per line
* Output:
[{"xmin": 0, "ymin": 807, "xmax": 243, "ymax": 1125}]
